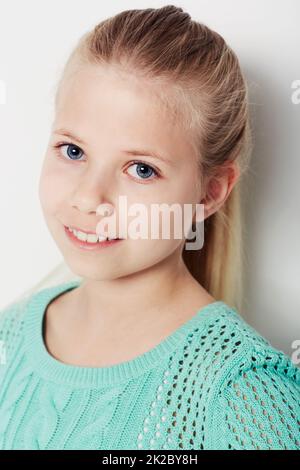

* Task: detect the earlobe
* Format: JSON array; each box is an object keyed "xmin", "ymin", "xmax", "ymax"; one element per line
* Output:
[
  {"xmin": 199, "ymin": 177, "xmax": 224, "ymax": 220},
  {"xmin": 200, "ymin": 162, "xmax": 240, "ymax": 220}
]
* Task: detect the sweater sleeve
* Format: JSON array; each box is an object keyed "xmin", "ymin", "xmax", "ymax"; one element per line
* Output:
[
  {"xmin": 0, "ymin": 296, "xmax": 28, "ymax": 365},
  {"xmin": 208, "ymin": 346, "xmax": 300, "ymax": 450}
]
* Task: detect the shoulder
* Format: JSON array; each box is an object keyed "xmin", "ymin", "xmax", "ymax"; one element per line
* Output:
[
  {"xmin": 0, "ymin": 284, "xmax": 50, "ymax": 338},
  {"xmin": 0, "ymin": 293, "xmax": 33, "ymax": 365},
  {"xmin": 198, "ymin": 302, "xmax": 300, "ymax": 449},
  {"xmin": 0, "ymin": 281, "xmax": 78, "ymax": 359},
  {"xmin": 0, "ymin": 295, "xmax": 29, "ymax": 342}
]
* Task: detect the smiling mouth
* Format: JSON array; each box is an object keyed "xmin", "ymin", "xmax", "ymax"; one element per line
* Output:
[{"xmin": 64, "ymin": 225, "xmax": 122, "ymax": 244}]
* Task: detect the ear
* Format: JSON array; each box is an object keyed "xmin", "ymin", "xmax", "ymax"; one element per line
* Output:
[{"xmin": 198, "ymin": 162, "xmax": 240, "ymax": 221}]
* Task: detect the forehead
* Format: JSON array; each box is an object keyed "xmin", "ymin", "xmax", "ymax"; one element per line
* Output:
[{"xmin": 53, "ymin": 64, "xmax": 197, "ymax": 165}]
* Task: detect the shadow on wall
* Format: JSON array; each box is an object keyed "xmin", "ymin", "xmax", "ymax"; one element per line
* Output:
[{"xmin": 241, "ymin": 64, "xmax": 300, "ymax": 363}]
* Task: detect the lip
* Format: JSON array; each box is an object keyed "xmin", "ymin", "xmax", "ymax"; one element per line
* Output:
[{"xmin": 64, "ymin": 225, "xmax": 123, "ymax": 251}]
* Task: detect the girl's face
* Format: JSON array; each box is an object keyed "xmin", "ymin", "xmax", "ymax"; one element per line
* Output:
[{"xmin": 38, "ymin": 64, "xmax": 202, "ymax": 280}]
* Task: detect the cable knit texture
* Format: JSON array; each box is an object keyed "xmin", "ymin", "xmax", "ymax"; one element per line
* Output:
[{"xmin": 0, "ymin": 280, "xmax": 299, "ymax": 450}]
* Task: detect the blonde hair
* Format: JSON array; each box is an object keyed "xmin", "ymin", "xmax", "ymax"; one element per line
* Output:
[{"xmin": 11, "ymin": 5, "xmax": 253, "ymax": 312}]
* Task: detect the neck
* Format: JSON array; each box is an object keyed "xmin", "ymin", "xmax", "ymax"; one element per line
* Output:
[{"xmin": 71, "ymin": 252, "xmax": 208, "ymax": 334}]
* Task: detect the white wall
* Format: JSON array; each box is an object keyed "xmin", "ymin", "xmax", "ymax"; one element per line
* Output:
[{"xmin": 0, "ymin": 0, "xmax": 299, "ymax": 361}]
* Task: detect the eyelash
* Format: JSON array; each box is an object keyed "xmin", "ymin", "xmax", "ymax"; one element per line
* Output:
[{"xmin": 53, "ymin": 142, "xmax": 160, "ymax": 182}]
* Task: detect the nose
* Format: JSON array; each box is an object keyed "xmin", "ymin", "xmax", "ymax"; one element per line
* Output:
[{"xmin": 70, "ymin": 171, "xmax": 113, "ymax": 215}]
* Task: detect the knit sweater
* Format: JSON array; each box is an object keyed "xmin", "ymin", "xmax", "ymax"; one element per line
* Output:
[{"xmin": 0, "ymin": 280, "xmax": 299, "ymax": 450}]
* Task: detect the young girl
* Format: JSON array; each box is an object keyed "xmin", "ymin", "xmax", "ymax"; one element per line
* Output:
[{"xmin": 0, "ymin": 5, "xmax": 299, "ymax": 451}]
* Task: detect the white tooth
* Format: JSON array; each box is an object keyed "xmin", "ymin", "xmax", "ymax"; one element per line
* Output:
[
  {"xmin": 76, "ymin": 230, "xmax": 88, "ymax": 241},
  {"xmin": 86, "ymin": 233, "xmax": 98, "ymax": 243},
  {"xmin": 68, "ymin": 227, "xmax": 111, "ymax": 243}
]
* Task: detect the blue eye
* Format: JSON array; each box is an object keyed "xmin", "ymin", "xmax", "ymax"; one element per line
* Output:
[
  {"xmin": 127, "ymin": 162, "xmax": 158, "ymax": 181},
  {"xmin": 53, "ymin": 143, "xmax": 160, "ymax": 181},
  {"xmin": 54, "ymin": 143, "xmax": 84, "ymax": 161}
]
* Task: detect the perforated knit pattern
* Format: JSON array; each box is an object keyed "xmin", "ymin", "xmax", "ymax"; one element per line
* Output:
[{"xmin": 0, "ymin": 280, "xmax": 299, "ymax": 450}]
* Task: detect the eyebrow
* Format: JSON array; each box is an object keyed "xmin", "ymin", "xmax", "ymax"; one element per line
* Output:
[
  {"xmin": 53, "ymin": 128, "xmax": 173, "ymax": 165},
  {"xmin": 53, "ymin": 129, "xmax": 86, "ymax": 146},
  {"xmin": 122, "ymin": 148, "xmax": 172, "ymax": 165}
]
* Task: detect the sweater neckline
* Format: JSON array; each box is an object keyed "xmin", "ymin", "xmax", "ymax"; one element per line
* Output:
[{"xmin": 23, "ymin": 279, "xmax": 228, "ymax": 388}]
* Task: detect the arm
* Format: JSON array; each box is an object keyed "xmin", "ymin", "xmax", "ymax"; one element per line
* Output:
[{"xmin": 207, "ymin": 350, "xmax": 300, "ymax": 450}]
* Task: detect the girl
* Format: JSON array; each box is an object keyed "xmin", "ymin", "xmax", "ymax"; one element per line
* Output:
[{"xmin": 0, "ymin": 5, "xmax": 299, "ymax": 450}]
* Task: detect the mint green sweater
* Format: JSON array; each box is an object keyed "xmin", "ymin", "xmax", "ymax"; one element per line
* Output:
[{"xmin": 0, "ymin": 280, "xmax": 299, "ymax": 450}]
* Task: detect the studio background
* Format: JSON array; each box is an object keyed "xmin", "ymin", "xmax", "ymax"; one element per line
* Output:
[{"xmin": 0, "ymin": 0, "xmax": 299, "ymax": 361}]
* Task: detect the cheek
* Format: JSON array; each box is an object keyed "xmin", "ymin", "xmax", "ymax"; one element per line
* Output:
[
  {"xmin": 122, "ymin": 198, "xmax": 188, "ymax": 246},
  {"xmin": 38, "ymin": 161, "xmax": 70, "ymax": 214},
  {"xmin": 176, "ymin": 170, "xmax": 201, "ymax": 201}
]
